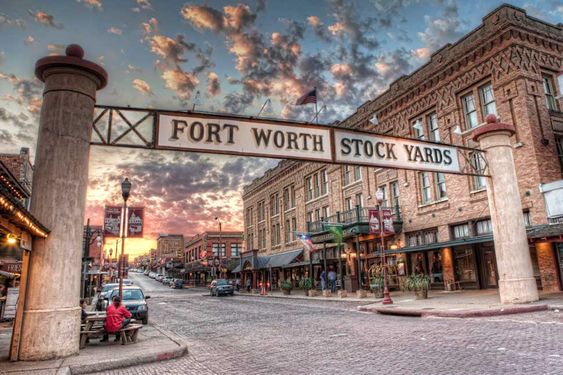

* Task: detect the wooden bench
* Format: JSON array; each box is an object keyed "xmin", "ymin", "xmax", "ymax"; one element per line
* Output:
[
  {"xmin": 79, "ymin": 327, "xmax": 104, "ymax": 349},
  {"xmin": 119, "ymin": 324, "xmax": 142, "ymax": 345}
]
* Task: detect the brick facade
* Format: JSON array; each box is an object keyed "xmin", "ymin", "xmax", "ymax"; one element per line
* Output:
[{"xmin": 242, "ymin": 5, "xmax": 563, "ymax": 292}]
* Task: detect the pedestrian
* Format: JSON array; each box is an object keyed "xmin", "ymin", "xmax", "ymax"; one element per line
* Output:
[
  {"xmin": 101, "ymin": 296, "xmax": 132, "ymax": 342},
  {"xmin": 328, "ymin": 269, "xmax": 337, "ymax": 293},
  {"xmin": 320, "ymin": 270, "xmax": 327, "ymax": 291},
  {"xmin": 80, "ymin": 298, "xmax": 88, "ymax": 323},
  {"xmin": 246, "ymin": 277, "xmax": 251, "ymax": 293},
  {"xmin": 235, "ymin": 278, "xmax": 240, "ymax": 292}
]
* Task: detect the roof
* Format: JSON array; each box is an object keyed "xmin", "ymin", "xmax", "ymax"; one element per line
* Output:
[
  {"xmin": 232, "ymin": 248, "xmax": 303, "ymax": 272},
  {"xmin": 526, "ymin": 223, "xmax": 563, "ymax": 240}
]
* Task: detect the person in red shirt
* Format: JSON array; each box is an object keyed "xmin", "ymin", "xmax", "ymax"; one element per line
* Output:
[{"xmin": 101, "ymin": 296, "xmax": 132, "ymax": 342}]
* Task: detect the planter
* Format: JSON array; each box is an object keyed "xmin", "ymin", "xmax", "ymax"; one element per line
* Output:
[
  {"xmin": 322, "ymin": 290, "xmax": 332, "ymax": 297},
  {"xmin": 356, "ymin": 290, "xmax": 367, "ymax": 298},
  {"xmin": 308, "ymin": 290, "xmax": 318, "ymax": 297},
  {"xmin": 337, "ymin": 290, "xmax": 348, "ymax": 298},
  {"xmin": 415, "ymin": 289, "xmax": 428, "ymax": 299},
  {"xmin": 304, "ymin": 289, "xmax": 310, "ymax": 296},
  {"xmin": 282, "ymin": 289, "xmax": 291, "ymax": 295}
]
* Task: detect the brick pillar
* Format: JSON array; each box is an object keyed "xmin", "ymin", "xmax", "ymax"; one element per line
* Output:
[
  {"xmin": 535, "ymin": 242, "xmax": 561, "ymax": 293},
  {"xmin": 473, "ymin": 115, "xmax": 538, "ymax": 304},
  {"xmin": 441, "ymin": 247, "xmax": 455, "ymax": 288},
  {"xmin": 19, "ymin": 45, "xmax": 107, "ymax": 360}
]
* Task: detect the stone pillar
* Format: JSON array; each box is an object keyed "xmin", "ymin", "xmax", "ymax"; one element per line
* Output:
[
  {"xmin": 535, "ymin": 242, "xmax": 561, "ymax": 293},
  {"xmin": 473, "ymin": 114, "xmax": 538, "ymax": 304},
  {"xmin": 440, "ymin": 247, "xmax": 455, "ymax": 289},
  {"xmin": 19, "ymin": 45, "xmax": 107, "ymax": 360}
]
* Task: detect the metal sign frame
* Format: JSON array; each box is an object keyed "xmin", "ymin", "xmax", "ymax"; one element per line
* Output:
[{"xmin": 91, "ymin": 104, "xmax": 489, "ymax": 177}]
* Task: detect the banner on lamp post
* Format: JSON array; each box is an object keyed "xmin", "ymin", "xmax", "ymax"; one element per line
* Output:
[
  {"xmin": 368, "ymin": 209, "xmax": 394, "ymax": 235},
  {"xmin": 104, "ymin": 206, "xmax": 122, "ymax": 238},
  {"xmin": 127, "ymin": 207, "xmax": 144, "ymax": 238}
]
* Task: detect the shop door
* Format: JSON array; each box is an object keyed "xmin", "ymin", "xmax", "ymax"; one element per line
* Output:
[
  {"xmin": 477, "ymin": 246, "xmax": 498, "ymax": 289},
  {"xmin": 557, "ymin": 244, "xmax": 563, "ymax": 288}
]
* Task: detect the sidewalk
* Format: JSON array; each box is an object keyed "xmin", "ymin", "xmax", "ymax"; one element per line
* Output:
[
  {"xmin": 0, "ymin": 323, "xmax": 188, "ymax": 374},
  {"xmin": 239, "ymin": 289, "xmax": 381, "ymax": 303},
  {"xmin": 357, "ymin": 289, "xmax": 563, "ymax": 318}
]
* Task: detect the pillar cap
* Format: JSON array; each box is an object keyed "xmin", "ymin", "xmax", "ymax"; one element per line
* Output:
[
  {"xmin": 472, "ymin": 114, "xmax": 516, "ymax": 142},
  {"xmin": 35, "ymin": 44, "xmax": 108, "ymax": 90}
]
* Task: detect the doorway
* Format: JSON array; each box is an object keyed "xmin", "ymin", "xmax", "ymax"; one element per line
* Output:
[{"xmin": 476, "ymin": 244, "xmax": 498, "ymax": 289}]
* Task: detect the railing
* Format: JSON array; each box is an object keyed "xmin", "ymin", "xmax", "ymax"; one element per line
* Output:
[{"xmin": 307, "ymin": 205, "xmax": 402, "ymax": 233}]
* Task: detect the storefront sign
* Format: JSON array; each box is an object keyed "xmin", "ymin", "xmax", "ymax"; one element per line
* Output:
[
  {"xmin": 157, "ymin": 113, "xmax": 464, "ymax": 173},
  {"xmin": 127, "ymin": 207, "xmax": 144, "ymax": 238},
  {"xmin": 103, "ymin": 206, "xmax": 122, "ymax": 237},
  {"xmin": 368, "ymin": 209, "xmax": 394, "ymax": 235}
]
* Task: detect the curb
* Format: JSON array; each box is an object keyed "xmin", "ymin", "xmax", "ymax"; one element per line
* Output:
[
  {"xmin": 358, "ymin": 303, "xmax": 549, "ymax": 318},
  {"xmin": 240, "ymin": 292, "xmax": 378, "ymax": 304}
]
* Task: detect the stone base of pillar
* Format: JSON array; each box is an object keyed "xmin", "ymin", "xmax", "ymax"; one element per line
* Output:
[
  {"xmin": 356, "ymin": 290, "xmax": 367, "ymax": 298},
  {"xmin": 337, "ymin": 290, "xmax": 347, "ymax": 298},
  {"xmin": 19, "ymin": 307, "xmax": 81, "ymax": 360},
  {"xmin": 322, "ymin": 290, "xmax": 331, "ymax": 297},
  {"xmin": 499, "ymin": 277, "xmax": 539, "ymax": 304}
]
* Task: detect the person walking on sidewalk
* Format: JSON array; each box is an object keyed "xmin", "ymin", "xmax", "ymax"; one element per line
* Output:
[
  {"xmin": 102, "ymin": 296, "xmax": 132, "ymax": 342},
  {"xmin": 320, "ymin": 270, "xmax": 327, "ymax": 291},
  {"xmin": 246, "ymin": 277, "xmax": 251, "ymax": 293},
  {"xmin": 328, "ymin": 269, "xmax": 336, "ymax": 293}
]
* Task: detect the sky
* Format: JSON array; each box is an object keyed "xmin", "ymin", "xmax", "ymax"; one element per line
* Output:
[{"xmin": 0, "ymin": 0, "xmax": 561, "ymax": 257}]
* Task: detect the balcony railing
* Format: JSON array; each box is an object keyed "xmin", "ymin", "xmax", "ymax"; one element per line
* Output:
[{"xmin": 307, "ymin": 205, "xmax": 402, "ymax": 233}]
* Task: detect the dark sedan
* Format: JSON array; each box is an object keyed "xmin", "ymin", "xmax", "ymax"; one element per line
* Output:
[
  {"xmin": 106, "ymin": 286, "xmax": 150, "ymax": 324},
  {"xmin": 210, "ymin": 279, "xmax": 234, "ymax": 296}
]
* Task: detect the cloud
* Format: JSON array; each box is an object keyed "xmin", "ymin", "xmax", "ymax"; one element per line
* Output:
[
  {"xmin": 307, "ymin": 16, "xmax": 329, "ymax": 41},
  {"xmin": 132, "ymin": 79, "xmax": 152, "ymax": 95},
  {"xmin": 0, "ymin": 71, "xmax": 43, "ymax": 114},
  {"xmin": 132, "ymin": 0, "xmax": 152, "ymax": 12},
  {"xmin": 180, "ymin": 5, "xmax": 225, "ymax": 32},
  {"xmin": 24, "ymin": 35, "xmax": 35, "ymax": 46},
  {"xmin": 107, "ymin": 26, "xmax": 123, "ymax": 35},
  {"xmin": 47, "ymin": 44, "xmax": 65, "ymax": 56},
  {"xmin": 142, "ymin": 17, "xmax": 158, "ymax": 36},
  {"xmin": 417, "ymin": 0, "xmax": 463, "ymax": 52},
  {"xmin": 207, "ymin": 72, "xmax": 220, "ymax": 96},
  {"xmin": 77, "ymin": 0, "xmax": 102, "ymax": 11},
  {"xmin": 28, "ymin": 10, "xmax": 63, "ymax": 29},
  {"xmin": 126, "ymin": 64, "xmax": 143, "ymax": 73},
  {"xmin": 0, "ymin": 13, "xmax": 25, "ymax": 28},
  {"xmin": 149, "ymin": 34, "xmax": 195, "ymax": 69},
  {"xmin": 411, "ymin": 47, "xmax": 430, "ymax": 60},
  {"xmin": 161, "ymin": 69, "xmax": 199, "ymax": 101}
]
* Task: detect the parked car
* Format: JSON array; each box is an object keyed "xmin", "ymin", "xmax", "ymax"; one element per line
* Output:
[
  {"xmin": 116, "ymin": 278, "xmax": 134, "ymax": 286},
  {"xmin": 96, "ymin": 283, "xmax": 119, "ymax": 311},
  {"xmin": 149, "ymin": 272, "xmax": 156, "ymax": 278},
  {"xmin": 156, "ymin": 274, "xmax": 164, "ymax": 282},
  {"xmin": 172, "ymin": 279, "xmax": 183, "ymax": 289},
  {"xmin": 162, "ymin": 276, "xmax": 173, "ymax": 285},
  {"xmin": 144, "ymin": 270, "xmax": 150, "ymax": 275},
  {"xmin": 209, "ymin": 279, "xmax": 234, "ymax": 296},
  {"xmin": 106, "ymin": 286, "xmax": 150, "ymax": 324}
]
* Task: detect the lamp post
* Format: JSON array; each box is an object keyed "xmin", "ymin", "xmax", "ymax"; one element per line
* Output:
[
  {"xmin": 119, "ymin": 177, "xmax": 132, "ymax": 300},
  {"xmin": 375, "ymin": 189, "xmax": 393, "ymax": 305},
  {"xmin": 214, "ymin": 217, "xmax": 222, "ymax": 278},
  {"xmin": 82, "ymin": 218, "xmax": 102, "ymax": 299}
]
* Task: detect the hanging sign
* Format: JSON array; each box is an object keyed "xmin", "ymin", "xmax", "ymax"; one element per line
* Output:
[
  {"xmin": 368, "ymin": 209, "xmax": 395, "ymax": 235},
  {"xmin": 103, "ymin": 206, "xmax": 122, "ymax": 237},
  {"xmin": 127, "ymin": 207, "xmax": 144, "ymax": 238}
]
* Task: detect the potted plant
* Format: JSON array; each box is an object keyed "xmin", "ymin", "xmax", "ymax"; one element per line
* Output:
[
  {"xmin": 370, "ymin": 275, "xmax": 384, "ymax": 298},
  {"xmin": 281, "ymin": 279, "xmax": 292, "ymax": 295},
  {"xmin": 404, "ymin": 273, "xmax": 431, "ymax": 299},
  {"xmin": 299, "ymin": 278, "xmax": 313, "ymax": 296}
]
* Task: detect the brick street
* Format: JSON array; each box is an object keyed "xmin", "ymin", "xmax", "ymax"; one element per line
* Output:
[{"xmin": 86, "ymin": 273, "xmax": 563, "ymax": 375}]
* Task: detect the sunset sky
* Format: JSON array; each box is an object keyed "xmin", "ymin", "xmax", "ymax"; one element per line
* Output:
[{"xmin": 0, "ymin": 0, "xmax": 560, "ymax": 257}]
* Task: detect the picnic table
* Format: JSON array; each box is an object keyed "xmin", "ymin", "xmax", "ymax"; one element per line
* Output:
[{"xmin": 80, "ymin": 313, "xmax": 142, "ymax": 348}]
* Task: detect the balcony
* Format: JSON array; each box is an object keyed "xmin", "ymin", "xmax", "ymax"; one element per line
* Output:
[{"xmin": 307, "ymin": 205, "xmax": 403, "ymax": 239}]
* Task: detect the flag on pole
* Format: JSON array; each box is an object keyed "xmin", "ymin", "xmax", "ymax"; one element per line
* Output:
[
  {"xmin": 324, "ymin": 223, "xmax": 343, "ymax": 245},
  {"xmin": 295, "ymin": 88, "xmax": 317, "ymax": 105},
  {"xmin": 297, "ymin": 233, "xmax": 315, "ymax": 253}
]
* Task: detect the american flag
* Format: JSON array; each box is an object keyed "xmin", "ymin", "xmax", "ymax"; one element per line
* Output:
[
  {"xmin": 297, "ymin": 233, "xmax": 315, "ymax": 253},
  {"xmin": 295, "ymin": 88, "xmax": 317, "ymax": 105}
]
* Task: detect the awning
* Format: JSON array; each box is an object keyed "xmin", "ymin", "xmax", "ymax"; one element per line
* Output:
[
  {"xmin": 526, "ymin": 223, "xmax": 563, "ymax": 240},
  {"xmin": 0, "ymin": 270, "xmax": 19, "ymax": 279},
  {"xmin": 266, "ymin": 248, "xmax": 303, "ymax": 268},
  {"xmin": 386, "ymin": 234, "xmax": 494, "ymax": 255}
]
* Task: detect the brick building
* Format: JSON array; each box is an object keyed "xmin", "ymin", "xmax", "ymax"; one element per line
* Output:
[
  {"xmin": 0, "ymin": 148, "xmax": 33, "ymax": 208},
  {"xmin": 184, "ymin": 231, "xmax": 243, "ymax": 285},
  {"xmin": 241, "ymin": 4, "xmax": 563, "ymax": 294},
  {"xmin": 156, "ymin": 234, "xmax": 184, "ymax": 275}
]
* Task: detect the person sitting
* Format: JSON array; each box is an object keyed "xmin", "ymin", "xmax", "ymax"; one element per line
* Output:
[
  {"xmin": 101, "ymin": 296, "xmax": 132, "ymax": 342},
  {"xmin": 80, "ymin": 299, "xmax": 88, "ymax": 323}
]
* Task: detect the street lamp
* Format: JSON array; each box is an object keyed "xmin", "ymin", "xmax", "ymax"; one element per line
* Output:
[
  {"xmin": 375, "ymin": 189, "xmax": 393, "ymax": 305},
  {"xmin": 119, "ymin": 177, "xmax": 131, "ymax": 300},
  {"xmin": 214, "ymin": 217, "xmax": 222, "ymax": 278}
]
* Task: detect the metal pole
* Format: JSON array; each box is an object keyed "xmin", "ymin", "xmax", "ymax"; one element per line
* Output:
[
  {"xmin": 355, "ymin": 235, "xmax": 362, "ymax": 291},
  {"xmin": 380, "ymin": 205, "xmax": 393, "ymax": 304},
  {"xmin": 81, "ymin": 219, "xmax": 90, "ymax": 299},
  {"xmin": 119, "ymin": 201, "xmax": 127, "ymax": 300},
  {"xmin": 218, "ymin": 221, "xmax": 222, "ymax": 278}
]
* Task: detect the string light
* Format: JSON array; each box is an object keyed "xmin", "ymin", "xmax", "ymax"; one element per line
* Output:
[{"xmin": 0, "ymin": 195, "xmax": 48, "ymax": 238}]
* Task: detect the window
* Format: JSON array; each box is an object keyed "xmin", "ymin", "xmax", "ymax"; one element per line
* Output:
[
  {"xmin": 355, "ymin": 193, "xmax": 363, "ymax": 208},
  {"xmin": 523, "ymin": 212, "xmax": 532, "ymax": 227},
  {"xmin": 321, "ymin": 170, "xmax": 328, "ymax": 195},
  {"xmin": 454, "ymin": 248, "xmax": 477, "ymax": 282},
  {"xmin": 271, "ymin": 224, "xmax": 280, "ymax": 246},
  {"xmin": 306, "ymin": 211, "xmax": 313, "ymax": 224},
  {"xmin": 412, "ymin": 118, "xmax": 425, "ymax": 139},
  {"xmin": 322, "ymin": 206, "xmax": 330, "ymax": 220},
  {"xmin": 257, "ymin": 200, "xmax": 265, "ymax": 222},
  {"xmin": 306, "ymin": 177, "xmax": 313, "ymax": 201},
  {"xmin": 212, "ymin": 243, "xmax": 226, "ymax": 257},
  {"xmin": 270, "ymin": 193, "xmax": 279, "ymax": 216},
  {"xmin": 378, "ymin": 185, "xmax": 388, "ymax": 207},
  {"xmin": 470, "ymin": 152, "xmax": 486, "ymax": 190},
  {"xmin": 246, "ymin": 207, "xmax": 253, "ymax": 227},
  {"xmin": 556, "ymin": 135, "xmax": 563, "ymax": 171},
  {"xmin": 344, "ymin": 197, "xmax": 352, "ymax": 211},
  {"xmin": 406, "ymin": 229, "xmax": 437, "ymax": 247},
  {"xmin": 283, "ymin": 185, "xmax": 296, "ymax": 211},
  {"xmin": 462, "ymin": 93, "xmax": 479, "ymax": 129},
  {"xmin": 476, "ymin": 219, "xmax": 492, "ymax": 235},
  {"xmin": 230, "ymin": 243, "xmax": 242, "ymax": 257},
  {"xmin": 313, "ymin": 173, "xmax": 320, "ymax": 197},
  {"xmin": 452, "ymin": 223, "xmax": 470, "ymax": 239},
  {"xmin": 428, "ymin": 112, "xmax": 440, "ymax": 142},
  {"xmin": 390, "ymin": 181, "xmax": 400, "ymax": 212},
  {"xmin": 543, "ymin": 74, "xmax": 558, "ymax": 111},
  {"xmin": 246, "ymin": 231, "xmax": 253, "ymax": 249},
  {"xmin": 354, "ymin": 166, "xmax": 362, "ymax": 181},
  {"xmin": 291, "ymin": 218, "xmax": 297, "ymax": 240},
  {"xmin": 343, "ymin": 166, "xmax": 351, "ymax": 186},
  {"xmin": 314, "ymin": 208, "xmax": 321, "ymax": 221},
  {"xmin": 479, "ymin": 83, "xmax": 497, "ymax": 116},
  {"xmin": 285, "ymin": 219, "xmax": 291, "ymax": 243},
  {"xmin": 435, "ymin": 173, "xmax": 447, "ymax": 199},
  {"xmin": 419, "ymin": 172, "xmax": 431, "ymax": 204}
]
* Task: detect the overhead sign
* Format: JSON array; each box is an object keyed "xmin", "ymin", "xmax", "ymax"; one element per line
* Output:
[
  {"xmin": 127, "ymin": 207, "xmax": 144, "ymax": 238},
  {"xmin": 156, "ymin": 113, "xmax": 463, "ymax": 173},
  {"xmin": 103, "ymin": 206, "xmax": 122, "ymax": 237},
  {"xmin": 368, "ymin": 209, "xmax": 395, "ymax": 235}
]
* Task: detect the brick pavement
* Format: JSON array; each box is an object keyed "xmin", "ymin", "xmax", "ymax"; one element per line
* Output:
[{"xmin": 86, "ymin": 273, "xmax": 563, "ymax": 375}]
